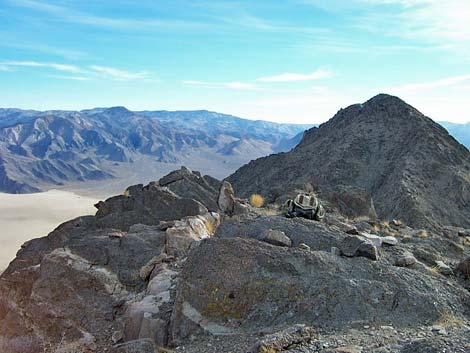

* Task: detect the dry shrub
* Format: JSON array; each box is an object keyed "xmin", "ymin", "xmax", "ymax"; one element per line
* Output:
[
  {"xmin": 436, "ymin": 308, "xmax": 464, "ymax": 327},
  {"xmin": 204, "ymin": 219, "xmax": 216, "ymax": 236},
  {"xmin": 419, "ymin": 229, "xmax": 429, "ymax": 239},
  {"xmin": 250, "ymin": 194, "xmax": 265, "ymax": 208},
  {"xmin": 427, "ymin": 266, "xmax": 441, "ymax": 276},
  {"xmin": 259, "ymin": 346, "xmax": 278, "ymax": 353}
]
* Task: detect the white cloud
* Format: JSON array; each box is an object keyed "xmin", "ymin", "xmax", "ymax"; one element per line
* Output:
[
  {"xmin": 383, "ymin": 74, "xmax": 470, "ymax": 94},
  {"xmin": 359, "ymin": 0, "xmax": 470, "ymax": 46},
  {"xmin": 225, "ymin": 81, "xmax": 256, "ymax": 89},
  {"xmin": 89, "ymin": 65, "xmax": 149, "ymax": 80},
  {"xmin": 256, "ymin": 69, "xmax": 332, "ymax": 82},
  {"xmin": 0, "ymin": 60, "xmax": 81, "ymax": 72},
  {"xmin": 0, "ymin": 60, "xmax": 152, "ymax": 81},
  {"xmin": 48, "ymin": 75, "xmax": 91, "ymax": 81},
  {"xmin": 182, "ymin": 80, "xmax": 258, "ymax": 90}
]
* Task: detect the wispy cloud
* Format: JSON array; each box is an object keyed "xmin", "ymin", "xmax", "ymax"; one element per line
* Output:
[
  {"xmin": 9, "ymin": 0, "xmax": 212, "ymax": 32},
  {"xmin": 256, "ymin": 69, "xmax": 332, "ymax": 82},
  {"xmin": 183, "ymin": 80, "xmax": 257, "ymax": 90},
  {"xmin": 383, "ymin": 74, "xmax": 470, "ymax": 93},
  {"xmin": 359, "ymin": 1, "xmax": 470, "ymax": 46},
  {"xmin": 0, "ymin": 60, "xmax": 152, "ymax": 81},
  {"xmin": 89, "ymin": 65, "xmax": 149, "ymax": 80},
  {"xmin": 48, "ymin": 75, "xmax": 91, "ymax": 81},
  {"xmin": 0, "ymin": 60, "xmax": 81, "ymax": 72}
]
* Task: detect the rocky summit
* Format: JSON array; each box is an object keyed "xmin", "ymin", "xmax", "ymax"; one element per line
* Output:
[
  {"xmin": 0, "ymin": 163, "xmax": 469, "ymax": 353},
  {"xmin": 229, "ymin": 94, "xmax": 470, "ymax": 230},
  {"xmin": 1, "ymin": 95, "xmax": 470, "ymax": 353}
]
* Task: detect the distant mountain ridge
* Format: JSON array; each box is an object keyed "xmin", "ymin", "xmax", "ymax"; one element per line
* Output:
[
  {"xmin": 439, "ymin": 121, "xmax": 470, "ymax": 148},
  {"xmin": 0, "ymin": 107, "xmax": 311, "ymax": 194}
]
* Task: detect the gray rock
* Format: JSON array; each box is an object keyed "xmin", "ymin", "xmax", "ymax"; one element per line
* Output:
[
  {"xmin": 382, "ymin": 236, "xmax": 398, "ymax": 246},
  {"xmin": 298, "ymin": 243, "xmax": 311, "ymax": 251},
  {"xmin": 111, "ymin": 339, "xmax": 156, "ymax": 353},
  {"xmin": 395, "ymin": 252, "xmax": 417, "ymax": 267},
  {"xmin": 95, "ymin": 183, "xmax": 209, "ymax": 230},
  {"xmin": 457, "ymin": 256, "xmax": 470, "ymax": 278},
  {"xmin": 434, "ymin": 260, "xmax": 453, "ymax": 275},
  {"xmin": 360, "ymin": 232, "xmax": 383, "ymax": 248},
  {"xmin": 261, "ymin": 229, "xmax": 292, "ymax": 247},
  {"xmin": 169, "ymin": 237, "xmax": 469, "ymax": 342},
  {"xmin": 158, "ymin": 167, "xmax": 221, "ymax": 212},
  {"xmin": 218, "ymin": 181, "xmax": 236, "ymax": 215},
  {"xmin": 340, "ymin": 235, "xmax": 379, "ymax": 260},
  {"xmin": 249, "ymin": 324, "xmax": 316, "ymax": 353}
]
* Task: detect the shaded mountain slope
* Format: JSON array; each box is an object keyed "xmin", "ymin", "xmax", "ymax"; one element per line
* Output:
[
  {"xmin": 229, "ymin": 94, "xmax": 470, "ymax": 229},
  {"xmin": 0, "ymin": 108, "xmax": 309, "ymax": 193}
]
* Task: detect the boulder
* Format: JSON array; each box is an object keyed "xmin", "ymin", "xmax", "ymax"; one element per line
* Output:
[
  {"xmin": 395, "ymin": 252, "xmax": 417, "ymax": 267},
  {"xmin": 456, "ymin": 257, "xmax": 470, "ymax": 279},
  {"xmin": 95, "ymin": 183, "xmax": 209, "ymax": 230},
  {"xmin": 382, "ymin": 236, "xmax": 398, "ymax": 246},
  {"xmin": 340, "ymin": 235, "xmax": 379, "ymax": 260},
  {"xmin": 360, "ymin": 232, "xmax": 382, "ymax": 248},
  {"xmin": 218, "ymin": 180, "xmax": 236, "ymax": 215},
  {"xmin": 261, "ymin": 229, "xmax": 292, "ymax": 247},
  {"xmin": 435, "ymin": 260, "xmax": 453, "ymax": 276},
  {"xmin": 169, "ymin": 237, "xmax": 469, "ymax": 342},
  {"xmin": 165, "ymin": 213, "xmax": 221, "ymax": 257},
  {"xmin": 158, "ymin": 167, "xmax": 220, "ymax": 211}
]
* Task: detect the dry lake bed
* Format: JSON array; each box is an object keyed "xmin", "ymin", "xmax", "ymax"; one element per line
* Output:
[{"xmin": 0, "ymin": 190, "xmax": 99, "ymax": 271}]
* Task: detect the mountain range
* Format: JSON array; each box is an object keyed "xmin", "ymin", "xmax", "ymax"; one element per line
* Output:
[{"xmin": 0, "ymin": 108, "xmax": 310, "ymax": 194}]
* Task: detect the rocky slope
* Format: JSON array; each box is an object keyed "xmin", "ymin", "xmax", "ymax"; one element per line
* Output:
[
  {"xmin": 229, "ymin": 94, "xmax": 470, "ymax": 230},
  {"xmin": 0, "ymin": 108, "xmax": 310, "ymax": 194},
  {"xmin": 0, "ymin": 167, "xmax": 469, "ymax": 353}
]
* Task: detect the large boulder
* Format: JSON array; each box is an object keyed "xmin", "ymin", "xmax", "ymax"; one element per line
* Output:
[
  {"xmin": 158, "ymin": 167, "xmax": 221, "ymax": 212},
  {"xmin": 169, "ymin": 237, "xmax": 469, "ymax": 342},
  {"xmin": 95, "ymin": 182, "xmax": 208, "ymax": 230}
]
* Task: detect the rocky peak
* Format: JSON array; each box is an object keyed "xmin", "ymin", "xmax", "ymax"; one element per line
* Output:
[{"xmin": 229, "ymin": 94, "xmax": 470, "ymax": 230}]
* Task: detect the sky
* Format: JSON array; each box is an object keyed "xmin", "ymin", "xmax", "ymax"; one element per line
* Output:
[{"xmin": 0, "ymin": 0, "xmax": 469, "ymax": 124}]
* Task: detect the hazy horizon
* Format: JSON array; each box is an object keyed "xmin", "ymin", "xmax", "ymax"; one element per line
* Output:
[{"xmin": 1, "ymin": 1, "xmax": 469, "ymax": 124}]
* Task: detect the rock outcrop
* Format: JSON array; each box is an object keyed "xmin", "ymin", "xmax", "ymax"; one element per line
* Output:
[{"xmin": 228, "ymin": 94, "xmax": 470, "ymax": 230}]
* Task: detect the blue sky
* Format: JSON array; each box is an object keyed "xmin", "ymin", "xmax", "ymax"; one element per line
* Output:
[{"xmin": 0, "ymin": 0, "xmax": 469, "ymax": 124}]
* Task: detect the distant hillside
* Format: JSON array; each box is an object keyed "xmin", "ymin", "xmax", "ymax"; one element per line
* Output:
[
  {"xmin": 0, "ymin": 108, "xmax": 310, "ymax": 194},
  {"xmin": 439, "ymin": 121, "xmax": 470, "ymax": 148}
]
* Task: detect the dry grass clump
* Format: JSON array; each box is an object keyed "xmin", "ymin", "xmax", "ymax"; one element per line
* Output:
[
  {"xmin": 436, "ymin": 309, "xmax": 464, "ymax": 328},
  {"xmin": 427, "ymin": 265, "xmax": 441, "ymax": 276},
  {"xmin": 249, "ymin": 194, "xmax": 265, "ymax": 208},
  {"xmin": 259, "ymin": 346, "xmax": 278, "ymax": 353},
  {"xmin": 204, "ymin": 219, "xmax": 216, "ymax": 236},
  {"xmin": 418, "ymin": 229, "xmax": 429, "ymax": 239}
]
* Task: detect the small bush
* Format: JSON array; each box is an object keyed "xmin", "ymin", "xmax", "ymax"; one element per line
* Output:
[
  {"xmin": 204, "ymin": 219, "xmax": 216, "ymax": 236},
  {"xmin": 250, "ymin": 194, "xmax": 265, "ymax": 208},
  {"xmin": 436, "ymin": 308, "xmax": 463, "ymax": 327},
  {"xmin": 419, "ymin": 230, "xmax": 428, "ymax": 239}
]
